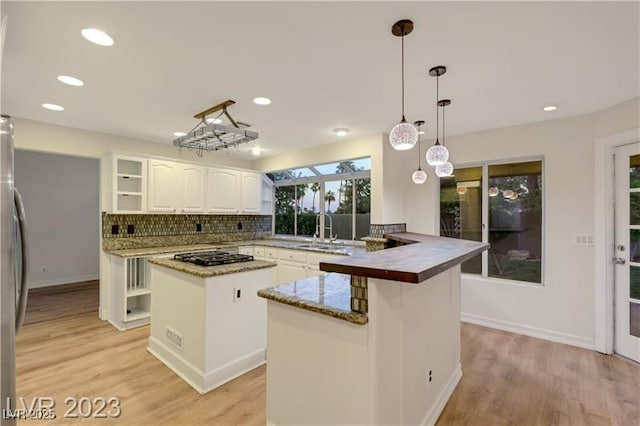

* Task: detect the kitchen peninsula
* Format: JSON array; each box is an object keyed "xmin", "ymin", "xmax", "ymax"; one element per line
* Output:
[
  {"xmin": 147, "ymin": 253, "xmax": 276, "ymax": 394},
  {"xmin": 258, "ymin": 232, "xmax": 488, "ymax": 425}
]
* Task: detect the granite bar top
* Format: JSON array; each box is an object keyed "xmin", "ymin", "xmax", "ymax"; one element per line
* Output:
[
  {"xmin": 148, "ymin": 257, "xmax": 277, "ymax": 278},
  {"xmin": 105, "ymin": 238, "xmax": 365, "ymax": 258},
  {"xmin": 320, "ymin": 232, "xmax": 489, "ymax": 284},
  {"xmin": 257, "ymin": 273, "xmax": 367, "ymax": 325}
]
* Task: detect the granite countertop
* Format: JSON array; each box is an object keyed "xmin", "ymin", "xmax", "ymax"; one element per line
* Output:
[
  {"xmin": 105, "ymin": 238, "xmax": 366, "ymax": 258},
  {"xmin": 320, "ymin": 232, "xmax": 489, "ymax": 284},
  {"xmin": 257, "ymin": 273, "xmax": 367, "ymax": 325},
  {"xmin": 148, "ymin": 257, "xmax": 277, "ymax": 278},
  {"xmin": 361, "ymin": 236, "xmax": 388, "ymax": 243},
  {"xmin": 105, "ymin": 244, "xmax": 228, "ymax": 258}
]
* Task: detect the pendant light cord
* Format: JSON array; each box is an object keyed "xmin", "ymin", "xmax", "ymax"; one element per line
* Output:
[
  {"xmin": 401, "ymin": 28, "xmax": 406, "ymax": 120},
  {"xmin": 435, "ymin": 74, "xmax": 440, "ymax": 145},
  {"xmin": 442, "ymin": 104, "xmax": 446, "ymax": 146},
  {"xmin": 417, "ymin": 124, "xmax": 421, "ymax": 168}
]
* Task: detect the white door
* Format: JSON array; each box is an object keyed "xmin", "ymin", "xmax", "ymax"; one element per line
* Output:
[
  {"xmin": 241, "ymin": 172, "xmax": 261, "ymax": 214},
  {"xmin": 148, "ymin": 160, "xmax": 179, "ymax": 213},
  {"xmin": 614, "ymin": 142, "xmax": 640, "ymax": 362},
  {"xmin": 181, "ymin": 165, "xmax": 206, "ymax": 213},
  {"xmin": 207, "ymin": 168, "xmax": 240, "ymax": 214}
]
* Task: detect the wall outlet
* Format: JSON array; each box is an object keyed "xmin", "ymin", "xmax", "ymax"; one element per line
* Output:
[
  {"xmin": 233, "ymin": 287, "xmax": 242, "ymax": 302},
  {"xmin": 574, "ymin": 234, "xmax": 594, "ymax": 246},
  {"xmin": 166, "ymin": 327, "xmax": 183, "ymax": 351}
]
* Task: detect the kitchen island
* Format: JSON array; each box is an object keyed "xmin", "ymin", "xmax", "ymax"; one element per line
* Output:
[
  {"xmin": 147, "ymin": 255, "xmax": 276, "ymax": 394},
  {"xmin": 258, "ymin": 232, "xmax": 488, "ymax": 425}
]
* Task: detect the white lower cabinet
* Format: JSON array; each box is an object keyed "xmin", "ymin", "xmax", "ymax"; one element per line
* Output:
[
  {"xmin": 277, "ymin": 260, "xmax": 308, "ymax": 284},
  {"xmin": 108, "ymin": 255, "xmax": 151, "ymax": 330},
  {"xmin": 273, "ymin": 248, "xmax": 341, "ymax": 284}
]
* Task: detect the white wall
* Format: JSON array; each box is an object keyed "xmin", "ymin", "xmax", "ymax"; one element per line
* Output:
[
  {"xmin": 404, "ymin": 97, "xmax": 640, "ymax": 349},
  {"xmin": 14, "ymin": 150, "xmax": 100, "ymax": 288},
  {"xmin": 13, "ymin": 117, "xmax": 251, "ymax": 169}
]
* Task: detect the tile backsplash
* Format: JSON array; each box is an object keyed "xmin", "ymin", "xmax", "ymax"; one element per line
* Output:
[
  {"xmin": 102, "ymin": 213, "xmax": 272, "ymax": 250},
  {"xmin": 368, "ymin": 223, "xmax": 406, "ymax": 238}
]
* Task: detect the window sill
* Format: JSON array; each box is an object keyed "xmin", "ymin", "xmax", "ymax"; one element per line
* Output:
[{"xmin": 461, "ymin": 273, "xmax": 545, "ymax": 288}]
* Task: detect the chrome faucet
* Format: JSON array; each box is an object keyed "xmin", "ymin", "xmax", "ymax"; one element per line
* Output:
[{"xmin": 315, "ymin": 213, "xmax": 337, "ymax": 243}]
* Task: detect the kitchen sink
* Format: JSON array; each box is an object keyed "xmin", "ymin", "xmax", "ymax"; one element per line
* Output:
[{"xmin": 295, "ymin": 244, "xmax": 334, "ymax": 250}]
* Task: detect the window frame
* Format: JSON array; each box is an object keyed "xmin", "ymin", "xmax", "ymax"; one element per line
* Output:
[
  {"xmin": 438, "ymin": 156, "xmax": 546, "ymax": 286},
  {"xmin": 270, "ymin": 158, "xmax": 371, "ymax": 241}
]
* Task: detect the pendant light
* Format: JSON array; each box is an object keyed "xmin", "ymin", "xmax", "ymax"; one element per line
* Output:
[
  {"xmin": 411, "ymin": 120, "xmax": 427, "ymax": 184},
  {"xmin": 389, "ymin": 19, "xmax": 418, "ymax": 151},
  {"xmin": 435, "ymin": 99, "xmax": 454, "ymax": 177},
  {"xmin": 426, "ymin": 66, "xmax": 450, "ymax": 165}
]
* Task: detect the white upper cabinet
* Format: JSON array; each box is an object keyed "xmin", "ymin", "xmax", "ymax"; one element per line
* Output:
[
  {"xmin": 105, "ymin": 153, "xmax": 269, "ymax": 216},
  {"xmin": 181, "ymin": 164, "xmax": 206, "ymax": 213},
  {"xmin": 241, "ymin": 172, "xmax": 261, "ymax": 214},
  {"xmin": 148, "ymin": 159, "xmax": 180, "ymax": 213},
  {"xmin": 207, "ymin": 168, "xmax": 241, "ymax": 214},
  {"xmin": 109, "ymin": 154, "xmax": 147, "ymax": 213},
  {"xmin": 260, "ymin": 175, "xmax": 274, "ymax": 215}
]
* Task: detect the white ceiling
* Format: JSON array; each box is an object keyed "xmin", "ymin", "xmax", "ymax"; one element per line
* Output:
[{"xmin": 2, "ymin": 1, "xmax": 639, "ymax": 159}]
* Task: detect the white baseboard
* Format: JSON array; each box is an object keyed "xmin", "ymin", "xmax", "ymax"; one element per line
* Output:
[
  {"xmin": 28, "ymin": 274, "xmax": 99, "ymax": 289},
  {"xmin": 461, "ymin": 312, "xmax": 595, "ymax": 350},
  {"xmin": 148, "ymin": 336, "xmax": 266, "ymax": 394},
  {"xmin": 421, "ymin": 363, "xmax": 462, "ymax": 426},
  {"xmin": 202, "ymin": 348, "xmax": 266, "ymax": 393},
  {"xmin": 148, "ymin": 336, "xmax": 206, "ymax": 393}
]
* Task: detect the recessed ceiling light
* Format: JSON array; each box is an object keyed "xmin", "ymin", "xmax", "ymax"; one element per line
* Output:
[
  {"xmin": 333, "ymin": 128, "xmax": 350, "ymax": 137},
  {"xmin": 543, "ymin": 105, "xmax": 557, "ymax": 112},
  {"xmin": 81, "ymin": 28, "xmax": 114, "ymax": 46},
  {"xmin": 252, "ymin": 147, "xmax": 262, "ymax": 156},
  {"xmin": 42, "ymin": 103, "xmax": 64, "ymax": 111},
  {"xmin": 206, "ymin": 118, "xmax": 223, "ymax": 124},
  {"xmin": 57, "ymin": 75, "xmax": 84, "ymax": 87},
  {"xmin": 173, "ymin": 132, "xmax": 186, "ymax": 137},
  {"xmin": 253, "ymin": 97, "xmax": 272, "ymax": 106}
]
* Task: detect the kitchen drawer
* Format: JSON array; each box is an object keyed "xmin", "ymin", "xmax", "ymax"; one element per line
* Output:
[
  {"xmin": 265, "ymin": 247, "xmax": 278, "ymax": 259},
  {"xmin": 278, "ymin": 249, "xmax": 307, "ymax": 263},
  {"xmin": 306, "ymin": 252, "xmax": 340, "ymax": 268},
  {"xmin": 238, "ymin": 246, "xmax": 254, "ymax": 256},
  {"xmin": 254, "ymin": 246, "xmax": 265, "ymax": 257}
]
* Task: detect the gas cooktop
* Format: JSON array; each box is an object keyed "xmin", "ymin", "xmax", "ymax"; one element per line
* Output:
[{"xmin": 174, "ymin": 251, "xmax": 254, "ymax": 267}]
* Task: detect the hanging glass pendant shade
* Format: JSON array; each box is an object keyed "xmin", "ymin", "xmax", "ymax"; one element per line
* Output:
[
  {"xmin": 426, "ymin": 66, "xmax": 450, "ymax": 166},
  {"xmin": 435, "ymin": 161, "xmax": 454, "ymax": 177},
  {"xmin": 411, "ymin": 120, "xmax": 427, "ymax": 184},
  {"xmin": 412, "ymin": 169, "xmax": 428, "ymax": 184},
  {"xmin": 391, "ymin": 120, "xmax": 419, "ymax": 150},
  {"xmin": 426, "ymin": 143, "xmax": 449, "ymax": 166},
  {"xmin": 433, "ymin": 98, "xmax": 453, "ymax": 176},
  {"xmin": 389, "ymin": 20, "xmax": 418, "ymax": 150}
]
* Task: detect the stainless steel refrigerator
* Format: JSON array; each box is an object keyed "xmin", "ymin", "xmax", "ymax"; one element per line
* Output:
[{"xmin": 1, "ymin": 115, "xmax": 29, "ymax": 425}]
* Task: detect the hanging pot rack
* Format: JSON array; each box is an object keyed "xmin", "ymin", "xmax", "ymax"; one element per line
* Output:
[{"xmin": 173, "ymin": 99, "xmax": 259, "ymax": 157}]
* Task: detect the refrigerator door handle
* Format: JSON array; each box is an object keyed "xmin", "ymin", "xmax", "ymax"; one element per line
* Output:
[{"xmin": 14, "ymin": 188, "xmax": 28, "ymax": 333}]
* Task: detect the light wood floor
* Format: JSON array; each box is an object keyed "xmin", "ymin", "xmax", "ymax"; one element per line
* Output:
[{"xmin": 16, "ymin": 281, "xmax": 640, "ymax": 425}]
